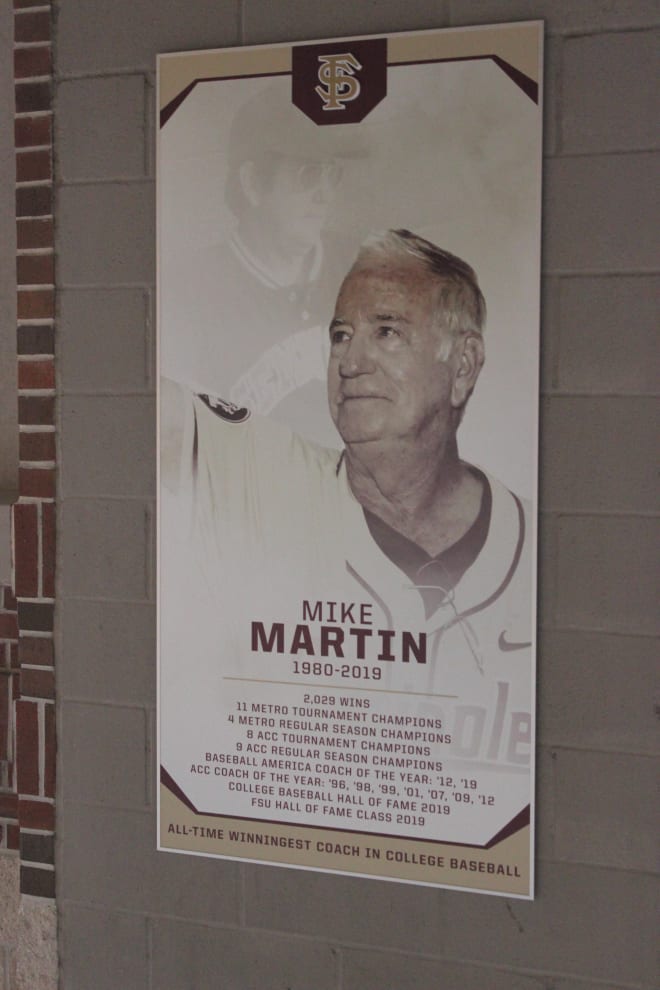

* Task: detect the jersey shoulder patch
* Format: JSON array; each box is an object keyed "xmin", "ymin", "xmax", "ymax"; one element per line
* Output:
[{"xmin": 198, "ymin": 393, "xmax": 250, "ymax": 424}]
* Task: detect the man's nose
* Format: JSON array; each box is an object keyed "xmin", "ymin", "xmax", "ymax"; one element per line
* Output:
[{"xmin": 339, "ymin": 332, "xmax": 376, "ymax": 377}]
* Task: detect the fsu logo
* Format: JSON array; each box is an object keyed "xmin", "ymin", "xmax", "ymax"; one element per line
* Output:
[
  {"xmin": 292, "ymin": 38, "xmax": 387, "ymax": 126},
  {"xmin": 316, "ymin": 53, "xmax": 362, "ymax": 111}
]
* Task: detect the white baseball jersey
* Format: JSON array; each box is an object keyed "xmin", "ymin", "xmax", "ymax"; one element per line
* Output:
[{"xmin": 160, "ymin": 393, "xmax": 535, "ymax": 846}]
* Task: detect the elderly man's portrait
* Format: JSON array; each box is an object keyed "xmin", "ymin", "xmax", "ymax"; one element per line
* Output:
[
  {"xmin": 158, "ymin": 28, "xmax": 541, "ymax": 894},
  {"xmin": 160, "ymin": 227, "xmax": 533, "ymax": 847}
]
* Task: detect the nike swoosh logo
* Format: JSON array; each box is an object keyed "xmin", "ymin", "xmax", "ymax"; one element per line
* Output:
[{"xmin": 498, "ymin": 631, "xmax": 532, "ymax": 652}]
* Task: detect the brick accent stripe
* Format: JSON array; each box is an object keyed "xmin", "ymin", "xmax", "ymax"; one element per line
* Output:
[
  {"xmin": 4, "ymin": 0, "xmax": 57, "ymax": 893},
  {"xmin": 0, "ymin": 586, "xmax": 19, "ymax": 851}
]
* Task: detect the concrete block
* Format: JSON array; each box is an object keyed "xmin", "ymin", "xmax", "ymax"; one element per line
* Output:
[
  {"xmin": 60, "ymin": 397, "xmax": 156, "ymax": 498},
  {"xmin": 0, "ymin": 947, "xmax": 16, "ymax": 990},
  {"xmin": 56, "ymin": 0, "xmax": 240, "ymax": 74},
  {"xmin": 343, "ymin": 951, "xmax": 547, "ymax": 990},
  {"xmin": 542, "ymin": 36, "xmax": 559, "ymax": 157},
  {"xmin": 0, "ymin": 855, "xmax": 19, "ymax": 943},
  {"xmin": 15, "ymin": 898, "xmax": 57, "ymax": 990},
  {"xmin": 57, "ymin": 76, "xmax": 147, "ymax": 182},
  {"xmin": 60, "ymin": 702, "xmax": 149, "ymax": 808},
  {"xmin": 534, "ymin": 746, "xmax": 556, "ymax": 862},
  {"xmin": 448, "ymin": 0, "xmax": 660, "ymax": 33},
  {"xmin": 151, "ymin": 918, "xmax": 338, "ymax": 990},
  {"xmin": 541, "ymin": 397, "xmax": 658, "ymax": 513},
  {"xmin": 556, "ymin": 516, "xmax": 659, "ymax": 636},
  {"xmin": 563, "ymin": 31, "xmax": 660, "ymax": 154},
  {"xmin": 144, "ymin": 75, "xmax": 156, "ymax": 179},
  {"xmin": 60, "ymin": 498, "xmax": 151, "ymax": 600},
  {"xmin": 59, "ymin": 288, "xmax": 150, "ymax": 394},
  {"xmin": 59, "ymin": 599, "xmax": 155, "ymax": 706},
  {"xmin": 439, "ymin": 861, "xmax": 658, "ymax": 984},
  {"xmin": 57, "ymin": 804, "xmax": 241, "ymax": 921},
  {"xmin": 242, "ymin": 0, "xmax": 446, "ymax": 46},
  {"xmin": 543, "ymin": 153, "xmax": 659, "ymax": 273},
  {"xmin": 539, "ymin": 276, "xmax": 559, "ymax": 392},
  {"xmin": 58, "ymin": 183, "xmax": 155, "ymax": 286},
  {"xmin": 538, "ymin": 629, "xmax": 658, "ymax": 753},
  {"xmin": 59, "ymin": 904, "xmax": 148, "ymax": 990},
  {"xmin": 244, "ymin": 864, "xmax": 442, "ymax": 953},
  {"xmin": 553, "ymin": 749, "xmax": 657, "ymax": 872},
  {"xmin": 537, "ymin": 510, "xmax": 557, "ymax": 628},
  {"xmin": 552, "ymin": 980, "xmax": 646, "ymax": 990},
  {"xmin": 557, "ymin": 275, "xmax": 660, "ymax": 394}
]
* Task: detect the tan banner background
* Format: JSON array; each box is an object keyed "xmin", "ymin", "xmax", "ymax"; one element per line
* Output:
[
  {"xmin": 159, "ymin": 22, "xmax": 541, "ymax": 115},
  {"xmin": 161, "ymin": 784, "xmax": 531, "ymax": 896}
]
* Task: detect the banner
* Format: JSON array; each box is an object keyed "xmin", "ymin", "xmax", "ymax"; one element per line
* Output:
[{"xmin": 157, "ymin": 22, "xmax": 542, "ymax": 897}]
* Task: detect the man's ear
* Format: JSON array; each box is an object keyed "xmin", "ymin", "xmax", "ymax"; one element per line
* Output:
[
  {"xmin": 451, "ymin": 333, "xmax": 485, "ymax": 409},
  {"xmin": 238, "ymin": 160, "xmax": 261, "ymax": 208}
]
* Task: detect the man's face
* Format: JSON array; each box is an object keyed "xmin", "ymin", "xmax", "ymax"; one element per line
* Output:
[
  {"xmin": 327, "ymin": 262, "xmax": 460, "ymax": 447},
  {"xmin": 258, "ymin": 156, "xmax": 341, "ymax": 251}
]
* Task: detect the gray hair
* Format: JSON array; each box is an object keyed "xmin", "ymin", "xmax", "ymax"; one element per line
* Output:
[{"xmin": 351, "ymin": 228, "xmax": 486, "ymax": 337}]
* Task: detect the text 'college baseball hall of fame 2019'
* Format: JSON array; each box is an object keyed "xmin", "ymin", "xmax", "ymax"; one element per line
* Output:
[{"xmin": 157, "ymin": 21, "xmax": 543, "ymax": 897}]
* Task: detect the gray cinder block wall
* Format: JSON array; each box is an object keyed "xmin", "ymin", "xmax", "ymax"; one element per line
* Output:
[{"xmin": 55, "ymin": 2, "xmax": 659, "ymax": 988}]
